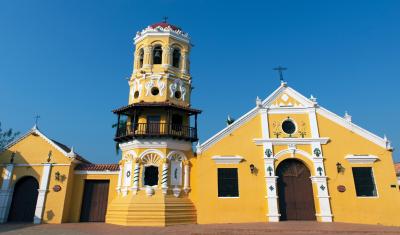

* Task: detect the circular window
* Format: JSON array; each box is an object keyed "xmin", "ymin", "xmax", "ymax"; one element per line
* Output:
[
  {"xmin": 134, "ymin": 91, "xmax": 139, "ymax": 99},
  {"xmin": 174, "ymin": 91, "xmax": 181, "ymax": 99},
  {"xmin": 282, "ymin": 119, "xmax": 296, "ymax": 135},
  {"xmin": 151, "ymin": 87, "xmax": 159, "ymax": 96}
]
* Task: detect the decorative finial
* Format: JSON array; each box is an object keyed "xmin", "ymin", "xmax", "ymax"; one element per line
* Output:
[
  {"xmin": 162, "ymin": 16, "xmax": 168, "ymax": 23},
  {"xmin": 256, "ymin": 96, "xmax": 262, "ymax": 107},
  {"xmin": 384, "ymin": 135, "xmax": 393, "ymax": 150},
  {"xmin": 273, "ymin": 66, "xmax": 287, "ymax": 84},
  {"xmin": 196, "ymin": 142, "xmax": 202, "ymax": 154},
  {"xmin": 310, "ymin": 95, "xmax": 318, "ymax": 107},
  {"xmin": 226, "ymin": 115, "xmax": 235, "ymax": 126},
  {"xmin": 344, "ymin": 111, "xmax": 352, "ymax": 122},
  {"xmin": 68, "ymin": 146, "xmax": 76, "ymax": 157}
]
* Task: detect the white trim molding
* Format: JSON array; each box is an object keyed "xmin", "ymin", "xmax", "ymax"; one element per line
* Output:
[
  {"xmin": 0, "ymin": 164, "xmax": 14, "ymax": 223},
  {"xmin": 254, "ymin": 138, "xmax": 329, "ymax": 146},
  {"xmin": 345, "ymin": 155, "xmax": 379, "ymax": 164},
  {"xmin": 34, "ymin": 163, "xmax": 52, "ymax": 224},
  {"xmin": 199, "ymin": 83, "xmax": 391, "ymax": 153},
  {"xmin": 1, "ymin": 125, "xmax": 87, "ymax": 164},
  {"xmin": 120, "ymin": 139, "xmax": 192, "ymax": 152},
  {"xmin": 211, "ymin": 156, "xmax": 244, "ymax": 164},
  {"xmin": 198, "ymin": 107, "xmax": 259, "ymax": 154}
]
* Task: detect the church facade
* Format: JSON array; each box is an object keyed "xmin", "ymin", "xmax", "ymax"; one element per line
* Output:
[{"xmin": 1, "ymin": 21, "xmax": 400, "ymax": 226}]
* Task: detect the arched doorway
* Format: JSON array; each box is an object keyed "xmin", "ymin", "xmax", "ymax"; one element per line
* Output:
[
  {"xmin": 277, "ymin": 159, "xmax": 316, "ymax": 221},
  {"xmin": 8, "ymin": 176, "xmax": 39, "ymax": 222}
]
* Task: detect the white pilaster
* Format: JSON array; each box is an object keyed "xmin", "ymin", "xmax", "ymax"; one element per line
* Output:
[
  {"xmin": 183, "ymin": 162, "xmax": 190, "ymax": 194},
  {"xmin": 311, "ymin": 176, "xmax": 333, "ymax": 222},
  {"xmin": 161, "ymin": 159, "xmax": 169, "ymax": 195},
  {"xmin": 309, "ymin": 108, "xmax": 333, "ymax": 222},
  {"xmin": 180, "ymin": 51, "xmax": 188, "ymax": 74},
  {"xmin": 116, "ymin": 165, "xmax": 123, "ymax": 195},
  {"xmin": 34, "ymin": 163, "xmax": 51, "ymax": 224},
  {"xmin": 122, "ymin": 161, "xmax": 132, "ymax": 196},
  {"xmin": 260, "ymin": 108, "xmax": 280, "ymax": 222},
  {"xmin": 0, "ymin": 164, "xmax": 14, "ymax": 223},
  {"xmin": 131, "ymin": 160, "xmax": 140, "ymax": 195}
]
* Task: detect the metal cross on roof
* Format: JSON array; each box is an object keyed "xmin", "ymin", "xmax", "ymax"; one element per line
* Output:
[
  {"xmin": 162, "ymin": 16, "xmax": 168, "ymax": 23},
  {"xmin": 34, "ymin": 114, "xmax": 40, "ymax": 126},
  {"xmin": 273, "ymin": 66, "xmax": 287, "ymax": 82}
]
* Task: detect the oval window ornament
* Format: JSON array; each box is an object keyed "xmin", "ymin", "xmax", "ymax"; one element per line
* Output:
[{"xmin": 282, "ymin": 119, "xmax": 296, "ymax": 135}]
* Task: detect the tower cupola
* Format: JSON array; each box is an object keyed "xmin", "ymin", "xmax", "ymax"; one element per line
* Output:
[{"xmin": 113, "ymin": 21, "xmax": 200, "ymax": 143}]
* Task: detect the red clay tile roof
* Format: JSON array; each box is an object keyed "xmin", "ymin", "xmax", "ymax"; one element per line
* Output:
[
  {"xmin": 112, "ymin": 102, "xmax": 202, "ymax": 114},
  {"xmin": 149, "ymin": 22, "xmax": 181, "ymax": 31},
  {"xmin": 75, "ymin": 164, "xmax": 119, "ymax": 171},
  {"xmin": 51, "ymin": 139, "xmax": 91, "ymax": 164}
]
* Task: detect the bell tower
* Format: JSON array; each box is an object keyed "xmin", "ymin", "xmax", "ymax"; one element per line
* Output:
[
  {"xmin": 107, "ymin": 21, "xmax": 200, "ymax": 226},
  {"xmin": 129, "ymin": 21, "xmax": 192, "ymax": 106}
]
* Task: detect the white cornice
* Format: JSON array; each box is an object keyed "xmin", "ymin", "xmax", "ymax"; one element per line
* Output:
[
  {"xmin": 253, "ymin": 137, "xmax": 330, "ymax": 145},
  {"xmin": 345, "ymin": 155, "xmax": 379, "ymax": 164},
  {"xmin": 199, "ymin": 83, "xmax": 392, "ymax": 154},
  {"xmin": 316, "ymin": 107, "xmax": 389, "ymax": 150},
  {"xmin": 198, "ymin": 107, "xmax": 259, "ymax": 154},
  {"xmin": 134, "ymin": 26, "xmax": 190, "ymax": 44},
  {"xmin": 1, "ymin": 126, "xmax": 85, "ymax": 163},
  {"xmin": 119, "ymin": 139, "xmax": 192, "ymax": 152},
  {"xmin": 211, "ymin": 156, "xmax": 244, "ymax": 164}
]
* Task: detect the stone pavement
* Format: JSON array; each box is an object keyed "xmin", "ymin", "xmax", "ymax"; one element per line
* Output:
[{"xmin": 1, "ymin": 221, "xmax": 400, "ymax": 235}]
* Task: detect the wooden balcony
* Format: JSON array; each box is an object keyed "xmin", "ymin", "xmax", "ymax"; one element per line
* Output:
[{"xmin": 114, "ymin": 122, "xmax": 198, "ymax": 143}]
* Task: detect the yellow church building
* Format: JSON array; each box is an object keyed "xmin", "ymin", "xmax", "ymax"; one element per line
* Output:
[{"xmin": 1, "ymin": 21, "xmax": 400, "ymax": 226}]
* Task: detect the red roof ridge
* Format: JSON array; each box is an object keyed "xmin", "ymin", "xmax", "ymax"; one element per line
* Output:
[{"xmin": 75, "ymin": 163, "xmax": 119, "ymax": 171}]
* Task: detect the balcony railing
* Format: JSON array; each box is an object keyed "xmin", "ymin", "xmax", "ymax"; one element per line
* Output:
[{"xmin": 115, "ymin": 122, "xmax": 198, "ymax": 142}]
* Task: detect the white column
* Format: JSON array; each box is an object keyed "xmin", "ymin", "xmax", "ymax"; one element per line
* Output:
[
  {"xmin": 183, "ymin": 161, "xmax": 190, "ymax": 194},
  {"xmin": 34, "ymin": 163, "xmax": 51, "ymax": 224},
  {"xmin": 131, "ymin": 159, "xmax": 140, "ymax": 195},
  {"xmin": 311, "ymin": 175, "xmax": 333, "ymax": 222},
  {"xmin": 162, "ymin": 46, "xmax": 172, "ymax": 69},
  {"xmin": 143, "ymin": 46, "xmax": 153, "ymax": 69},
  {"xmin": 260, "ymin": 108, "xmax": 280, "ymax": 222},
  {"xmin": 161, "ymin": 158, "xmax": 169, "ymax": 195},
  {"xmin": 180, "ymin": 51, "xmax": 188, "ymax": 74},
  {"xmin": 116, "ymin": 164, "xmax": 123, "ymax": 195},
  {"xmin": 309, "ymin": 108, "xmax": 333, "ymax": 222},
  {"xmin": 0, "ymin": 164, "xmax": 14, "ymax": 223},
  {"xmin": 122, "ymin": 161, "xmax": 132, "ymax": 196}
]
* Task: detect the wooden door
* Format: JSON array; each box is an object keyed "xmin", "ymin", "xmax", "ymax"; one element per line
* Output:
[
  {"xmin": 8, "ymin": 176, "xmax": 39, "ymax": 222},
  {"xmin": 277, "ymin": 159, "xmax": 316, "ymax": 221},
  {"xmin": 80, "ymin": 180, "xmax": 110, "ymax": 222}
]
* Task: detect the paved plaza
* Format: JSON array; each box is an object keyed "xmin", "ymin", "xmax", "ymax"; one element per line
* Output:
[{"xmin": 1, "ymin": 222, "xmax": 400, "ymax": 235}]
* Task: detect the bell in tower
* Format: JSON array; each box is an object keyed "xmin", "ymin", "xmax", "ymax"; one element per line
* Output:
[{"xmin": 107, "ymin": 21, "xmax": 201, "ymax": 226}]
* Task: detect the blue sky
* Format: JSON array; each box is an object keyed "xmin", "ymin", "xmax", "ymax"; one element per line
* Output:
[{"xmin": 1, "ymin": 1, "xmax": 399, "ymax": 163}]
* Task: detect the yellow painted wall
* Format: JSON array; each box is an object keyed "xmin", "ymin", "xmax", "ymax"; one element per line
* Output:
[
  {"xmin": 316, "ymin": 114, "xmax": 400, "ymax": 226},
  {"xmin": 196, "ymin": 108, "xmax": 400, "ymax": 226},
  {"xmin": 68, "ymin": 173, "xmax": 118, "ymax": 222},
  {"xmin": 197, "ymin": 114, "xmax": 268, "ymax": 224},
  {"xmin": 0, "ymin": 133, "xmax": 74, "ymax": 224}
]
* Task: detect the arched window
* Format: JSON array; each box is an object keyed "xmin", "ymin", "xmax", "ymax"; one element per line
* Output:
[
  {"xmin": 153, "ymin": 46, "xmax": 162, "ymax": 64},
  {"xmin": 138, "ymin": 48, "xmax": 144, "ymax": 68},
  {"xmin": 172, "ymin": 48, "xmax": 181, "ymax": 68},
  {"xmin": 144, "ymin": 166, "xmax": 159, "ymax": 186}
]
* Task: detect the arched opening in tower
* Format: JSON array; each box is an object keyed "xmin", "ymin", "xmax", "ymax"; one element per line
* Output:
[{"xmin": 144, "ymin": 166, "xmax": 159, "ymax": 186}]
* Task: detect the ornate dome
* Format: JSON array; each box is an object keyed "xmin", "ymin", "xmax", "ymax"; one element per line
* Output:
[{"xmin": 149, "ymin": 22, "xmax": 181, "ymax": 31}]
